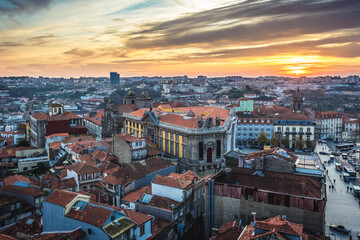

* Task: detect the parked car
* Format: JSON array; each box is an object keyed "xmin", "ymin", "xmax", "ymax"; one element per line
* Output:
[
  {"xmin": 319, "ymin": 152, "xmax": 328, "ymax": 155},
  {"xmin": 329, "ymin": 225, "xmax": 351, "ymax": 235},
  {"xmin": 332, "ymin": 152, "xmax": 340, "ymax": 156}
]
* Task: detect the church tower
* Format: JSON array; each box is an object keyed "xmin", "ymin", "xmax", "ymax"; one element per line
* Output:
[{"xmin": 293, "ymin": 87, "xmax": 303, "ymax": 113}]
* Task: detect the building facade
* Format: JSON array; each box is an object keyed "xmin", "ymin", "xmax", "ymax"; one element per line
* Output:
[
  {"xmin": 315, "ymin": 111, "xmax": 343, "ymax": 140},
  {"xmin": 123, "ymin": 106, "xmax": 232, "ymax": 176},
  {"xmin": 29, "ymin": 103, "xmax": 85, "ymax": 148},
  {"xmin": 235, "ymin": 113, "xmax": 273, "ymax": 148},
  {"xmin": 206, "ymin": 168, "xmax": 326, "ymax": 239},
  {"xmin": 273, "ymin": 114, "xmax": 315, "ymax": 149}
]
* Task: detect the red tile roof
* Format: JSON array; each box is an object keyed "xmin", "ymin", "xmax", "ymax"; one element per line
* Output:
[
  {"xmin": 146, "ymin": 147, "xmax": 162, "ymax": 157},
  {"xmin": 102, "ymin": 157, "xmax": 174, "ymax": 186},
  {"xmin": 152, "ymin": 175, "xmax": 192, "ymax": 190},
  {"xmin": 32, "ymin": 111, "xmax": 81, "ymax": 121},
  {"xmin": 315, "ymin": 111, "xmax": 342, "ymax": 119},
  {"xmin": 45, "ymin": 190, "xmax": 79, "ymax": 207},
  {"xmin": 84, "ymin": 110, "xmax": 104, "ymax": 126},
  {"xmin": 49, "ymin": 141, "xmax": 61, "ymax": 150},
  {"xmin": 214, "ymin": 168, "xmax": 322, "ymax": 199},
  {"xmin": 0, "ymin": 147, "xmax": 35, "ymax": 158},
  {"xmin": 121, "ymin": 208, "xmax": 153, "ymax": 226},
  {"xmin": 115, "ymin": 133, "xmax": 144, "ymax": 143},
  {"xmin": 46, "ymin": 133, "xmax": 69, "ymax": 138},
  {"xmin": 122, "ymin": 185, "xmax": 151, "ymax": 203},
  {"xmin": 3, "ymin": 174, "xmax": 31, "ymax": 186},
  {"xmin": 254, "ymin": 215, "xmax": 303, "ymax": 236},
  {"xmin": 66, "ymin": 162, "xmax": 101, "ymax": 175},
  {"xmin": 148, "ymin": 218, "xmax": 172, "ymax": 240},
  {"xmin": 211, "ymin": 221, "xmax": 242, "ymax": 240},
  {"xmin": 0, "ymin": 185, "xmax": 46, "ymax": 197},
  {"xmin": 244, "ymin": 147, "xmax": 298, "ymax": 163}
]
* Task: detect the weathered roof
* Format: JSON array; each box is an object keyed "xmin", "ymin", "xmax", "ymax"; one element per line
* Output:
[
  {"xmin": 4, "ymin": 174, "xmax": 31, "ymax": 186},
  {"xmin": 244, "ymin": 147, "xmax": 298, "ymax": 163},
  {"xmin": 255, "ymin": 215, "xmax": 303, "ymax": 237},
  {"xmin": 114, "ymin": 133, "xmax": 144, "ymax": 143},
  {"xmin": 152, "ymin": 175, "xmax": 192, "ymax": 190},
  {"xmin": 213, "ymin": 168, "xmax": 322, "ymax": 199},
  {"xmin": 66, "ymin": 162, "xmax": 101, "ymax": 175},
  {"xmin": 45, "ymin": 190, "xmax": 78, "ymax": 207},
  {"xmin": 102, "ymin": 157, "xmax": 174, "ymax": 186},
  {"xmin": 0, "ymin": 185, "xmax": 46, "ymax": 197}
]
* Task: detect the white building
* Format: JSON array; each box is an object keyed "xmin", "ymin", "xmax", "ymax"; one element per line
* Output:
[
  {"xmin": 315, "ymin": 111, "xmax": 343, "ymax": 140},
  {"xmin": 343, "ymin": 119, "xmax": 359, "ymax": 140}
]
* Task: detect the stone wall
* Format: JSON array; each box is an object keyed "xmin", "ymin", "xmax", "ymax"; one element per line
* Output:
[
  {"xmin": 213, "ymin": 195, "xmax": 324, "ymax": 233},
  {"xmin": 113, "ymin": 138, "xmax": 131, "ymax": 164}
]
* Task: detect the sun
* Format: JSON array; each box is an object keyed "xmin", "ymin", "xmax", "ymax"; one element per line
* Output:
[{"xmin": 278, "ymin": 55, "xmax": 321, "ymax": 76}]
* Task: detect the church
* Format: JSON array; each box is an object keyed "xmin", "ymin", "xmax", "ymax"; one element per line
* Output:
[{"xmin": 101, "ymin": 90, "xmax": 153, "ymax": 138}]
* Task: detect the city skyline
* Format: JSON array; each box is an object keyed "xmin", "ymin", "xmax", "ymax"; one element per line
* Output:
[{"xmin": 1, "ymin": 0, "xmax": 360, "ymax": 77}]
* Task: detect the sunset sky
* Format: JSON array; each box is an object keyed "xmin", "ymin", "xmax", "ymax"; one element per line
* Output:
[{"xmin": 0, "ymin": 0, "xmax": 360, "ymax": 77}]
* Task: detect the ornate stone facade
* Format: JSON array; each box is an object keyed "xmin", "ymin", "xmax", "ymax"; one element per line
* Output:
[{"xmin": 101, "ymin": 90, "xmax": 152, "ymax": 138}]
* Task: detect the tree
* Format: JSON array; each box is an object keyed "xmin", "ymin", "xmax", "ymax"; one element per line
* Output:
[
  {"xmin": 270, "ymin": 135, "xmax": 280, "ymax": 147},
  {"xmin": 258, "ymin": 131, "xmax": 269, "ymax": 146},
  {"xmin": 295, "ymin": 138, "xmax": 304, "ymax": 149},
  {"xmin": 305, "ymin": 139, "xmax": 315, "ymax": 150},
  {"xmin": 281, "ymin": 136, "xmax": 290, "ymax": 148}
]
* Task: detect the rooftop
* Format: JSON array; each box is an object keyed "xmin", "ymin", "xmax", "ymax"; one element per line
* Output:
[
  {"xmin": 213, "ymin": 168, "xmax": 322, "ymax": 199},
  {"xmin": 244, "ymin": 147, "xmax": 298, "ymax": 163},
  {"xmin": 0, "ymin": 185, "xmax": 47, "ymax": 197},
  {"xmin": 102, "ymin": 157, "xmax": 174, "ymax": 186}
]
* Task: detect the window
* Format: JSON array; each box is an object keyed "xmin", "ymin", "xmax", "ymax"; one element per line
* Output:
[
  {"xmin": 182, "ymin": 136, "xmax": 187, "ymax": 143},
  {"xmin": 11, "ymin": 204, "xmax": 15, "ymax": 211},
  {"xmin": 140, "ymin": 224, "xmax": 145, "ymax": 236},
  {"xmin": 175, "ymin": 143, "xmax": 179, "ymax": 156},
  {"xmin": 16, "ymin": 202, "xmax": 20, "ymax": 209},
  {"xmin": 199, "ymin": 142, "xmax": 204, "ymax": 160},
  {"xmin": 216, "ymin": 140, "xmax": 221, "ymax": 158}
]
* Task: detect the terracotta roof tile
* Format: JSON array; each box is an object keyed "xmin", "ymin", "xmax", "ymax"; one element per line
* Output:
[
  {"xmin": 66, "ymin": 203, "xmax": 112, "ymax": 227},
  {"xmin": 4, "ymin": 174, "xmax": 31, "ymax": 186},
  {"xmin": 148, "ymin": 218, "xmax": 172, "ymax": 240},
  {"xmin": 115, "ymin": 133, "xmax": 144, "ymax": 143},
  {"xmin": 45, "ymin": 190, "xmax": 78, "ymax": 207},
  {"xmin": 255, "ymin": 215, "xmax": 303, "ymax": 236},
  {"xmin": 152, "ymin": 175, "xmax": 192, "ymax": 190},
  {"xmin": 66, "ymin": 162, "xmax": 101, "ymax": 175},
  {"xmin": 214, "ymin": 168, "xmax": 322, "ymax": 199},
  {"xmin": 0, "ymin": 185, "xmax": 46, "ymax": 197},
  {"xmin": 244, "ymin": 147, "xmax": 298, "ymax": 163},
  {"xmin": 102, "ymin": 157, "xmax": 174, "ymax": 186},
  {"xmin": 122, "ymin": 185, "xmax": 152, "ymax": 203},
  {"xmin": 211, "ymin": 221, "xmax": 242, "ymax": 240},
  {"xmin": 84, "ymin": 110, "xmax": 104, "ymax": 126}
]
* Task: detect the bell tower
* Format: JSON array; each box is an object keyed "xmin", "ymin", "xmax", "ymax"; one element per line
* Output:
[{"xmin": 293, "ymin": 87, "xmax": 303, "ymax": 113}]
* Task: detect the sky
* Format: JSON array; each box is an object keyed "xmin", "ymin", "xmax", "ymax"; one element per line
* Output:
[{"xmin": 0, "ymin": 0, "xmax": 360, "ymax": 78}]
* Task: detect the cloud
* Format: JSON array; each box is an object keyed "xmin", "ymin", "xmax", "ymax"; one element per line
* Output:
[
  {"xmin": 0, "ymin": 41, "xmax": 23, "ymax": 47},
  {"xmin": 64, "ymin": 48, "xmax": 95, "ymax": 57},
  {"xmin": 27, "ymin": 34, "xmax": 55, "ymax": 45},
  {"xmin": 0, "ymin": 0, "xmax": 53, "ymax": 16},
  {"xmin": 124, "ymin": 0, "xmax": 360, "ymax": 49}
]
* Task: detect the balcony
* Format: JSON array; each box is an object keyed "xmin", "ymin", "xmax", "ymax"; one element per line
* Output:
[
  {"xmin": 306, "ymin": 132, "xmax": 312, "ymax": 135},
  {"xmin": 299, "ymin": 132, "xmax": 304, "ymax": 135},
  {"xmin": 291, "ymin": 131, "xmax": 297, "ymax": 134}
]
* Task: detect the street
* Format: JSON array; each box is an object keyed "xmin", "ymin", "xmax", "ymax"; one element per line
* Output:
[{"xmin": 315, "ymin": 143, "xmax": 360, "ymax": 239}]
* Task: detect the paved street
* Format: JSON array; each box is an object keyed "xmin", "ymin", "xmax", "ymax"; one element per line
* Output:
[{"xmin": 315, "ymin": 143, "xmax": 360, "ymax": 239}]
